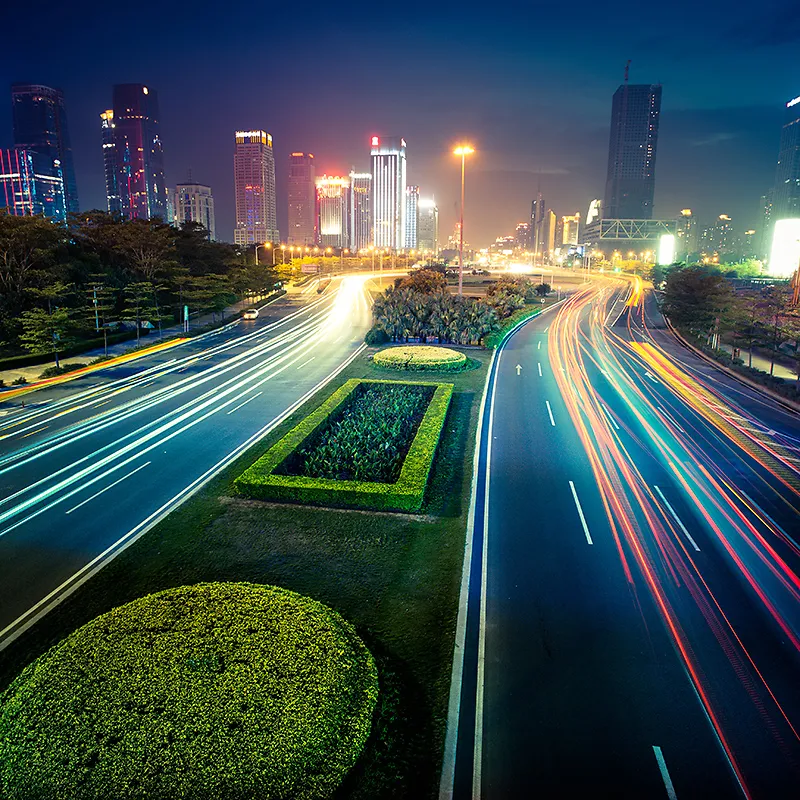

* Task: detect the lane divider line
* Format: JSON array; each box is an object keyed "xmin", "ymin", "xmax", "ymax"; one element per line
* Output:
[
  {"xmin": 546, "ymin": 400, "xmax": 556, "ymax": 426},
  {"xmin": 65, "ymin": 461, "xmax": 151, "ymax": 515},
  {"xmin": 652, "ymin": 746, "xmax": 678, "ymax": 800},
  {"xmin": 225, "ymin": 391, "xmax": 263, "ymax": 416},
  {"xmin": 569, "ymin": 480, "xmax": 593, "ymax": 545},
  {"xmin": 538, "ymin": 363, "xmax": 543, "ymax": 377},
  {"xmin": 654, "ymin": 485, "xmax": 701, "ymax": 552}
]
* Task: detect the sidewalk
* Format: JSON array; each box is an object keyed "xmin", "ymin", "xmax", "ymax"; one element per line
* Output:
[
  {"xmin": 0, "ymin": 293, "xmax": 277, "ymax": 386},
  {"xmin": 718, "ymin": 342, "xmax": 797, "ymax": 382}
]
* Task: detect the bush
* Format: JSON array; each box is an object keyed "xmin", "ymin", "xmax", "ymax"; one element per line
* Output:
[
  {"xmin": 373, "ymin": 345, "xmax": 467, "ymax": 372},
  {"xmin": 10, "ymin": 377, "xmax": 27, "ymax": 386},
  {"xmin": 483, "ymin": 305, "xmax": 544, "ymax": 349},
  {"xmin": 365, "ymin": 325, "xmax": 390, "ymax": 346},
  {"xmin": 0, "ymin": 582, "xmax": 378, "ymax": 800},
  {"xmin": 38, "ymin": 362, "xmax": 88, "ymax": 380},
  {"xmin": 235, "ymin": 379, "xmax": 453, "ymax": 512}
]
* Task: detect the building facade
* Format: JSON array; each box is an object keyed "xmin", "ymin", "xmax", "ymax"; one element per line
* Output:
[
  {"xmin": 288, "ymin": 152, "xmax": 316, "ymax": 245},
  {"xmin": 405, "ymin": 185, "xmax": 419, "ymax": 249},
  {"xmin": 543, "ymin": 209, "xmax": 557, "ymax": 261},
  {"xmin": 99, "ymin": 110, "xmax": 121, "ymax": 214},
  {"xmin": 0, "ymin": 148, "xmax": 66, "ymax": 220},
  {"xmin": 604, "ymin": 83, "xmax": 662, "ymax": 219},
  {"xmin": 315, "ymin": 175, "xmax": 349, "ymax": 248},
  {"xmin": 11, "ymin": 84, "xmax": 79, "ymax": 215},
  {"xmin": 700, "ymin": 214, "xmax": 738, "ymax": 256},
  {"xmin": 418, "ymin": 197, "xmax": 438, "ymax": 253},
  {"xmin": 676, "ymin": 208, "xmax": 698, "ymax": 259},
  {"xmin": 349, "ymin": 171, "xmax": 372, "ymax": 250},
  {"xmin": 770, "ymin": 95, "xmax": 800, "ymax": 231},
  {"xmin": 562, "ymin": 213, "xmax": 580, "ymax": 246},
  {"xmin": 174, "ymin": 183, "xmax": 216, "ymax": 240},
  {"xmin": 371, "ymin": 135, "xmax": 406, "ymax": 248},
  {"xmin": 233, "ymin": 130, "xmax": 278, "ymax": 246}
]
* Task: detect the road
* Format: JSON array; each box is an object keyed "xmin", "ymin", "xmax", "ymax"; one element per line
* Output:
[
  {"xmin": 448, "ymin": 279, "xmax": 800, "ymax": 799},
  {"xmin": 0, "ymin": 274, "xmax": 375, "ymax": 646}
]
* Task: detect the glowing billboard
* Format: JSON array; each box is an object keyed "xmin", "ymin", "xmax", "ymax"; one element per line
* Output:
[
  {"xmin": 768, "ymin": 219, "xmax": 800, "ymax": 278},
  {"xmin": 657, "ymin": 233, "xmax": 675, "ymax": 266}
]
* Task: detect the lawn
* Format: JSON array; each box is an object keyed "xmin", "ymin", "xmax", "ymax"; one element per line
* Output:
[{"xmin": 0, "ymin": 346, "xmax": 492, "ymax": 799}]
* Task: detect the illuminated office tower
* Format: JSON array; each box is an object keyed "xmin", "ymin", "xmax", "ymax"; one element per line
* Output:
[
  {"xmin": 770, "ymin": 95, "xmax": 800, "ymax": 227},
  {"xmin": 288, "ymin": 152, "xmax": 316, "ymax": 245},
  {"xmin": 604, "ymin": 82, "xmax": 662, "ymax": 219},
  {"xmin": 349, "ymin": 171, "xmax": 372, "ymax": 250},
  {"xmin": 418, "ymin": 197, "xmax": 439, "ymax": 253},
  {"xmin": 103, "ymin": 84, "xmax": 168, "ymax": 220},
  {"xmin": 233, "ymin": 130, "xmax": 278, "ymax": 246},
  {"xmin": 316, "ymin": 175, "xmax": 349, "ymax": 248},
  {"xmin": 676, "ymin": 209, "xmax": 698, "ymax": 258},
  {"xmin": 562, "ymin": 213, "xmax": 580, "ymax": 245},
  {"xmin": 11, "ymin": 84, "xmax": 78, "ymax": 214},
  {"xmin": 174, "ymin": 183, "xmax": 216, "ymax": 240},
  {"xmin": 405, "ymin": 185, "xmax": 419, "ymax": 249},
  {"xmin": 0, "ymin": 148, "xmax": 66, "ymax": 220},
  {"xmin": 370, "ymin": 135, "xmax": 406, "ymax": 248},
  {"xmin": 543, "ymin": 209, "xmax": 557, "ymax": 260}
]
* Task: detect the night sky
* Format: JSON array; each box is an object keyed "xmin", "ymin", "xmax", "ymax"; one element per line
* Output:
[{"xmin": 1, "ymin": 0, "xmax": 797, "ymax": 246}]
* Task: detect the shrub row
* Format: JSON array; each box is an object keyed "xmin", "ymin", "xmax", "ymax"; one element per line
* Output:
[
  {"xmin": 235, "ymin": 379, "xmax": 453, "ymax": 512},
  {"xmin": 0, "ymin": 582, "xmax": 378, "ymax": 800},
  {"xmin": 482, "ymin": 305, "xmax": 547, "ymax": 349},
  {"xmin": 373, "ymin": 345, "xmax": 467, "ymax": 372}
]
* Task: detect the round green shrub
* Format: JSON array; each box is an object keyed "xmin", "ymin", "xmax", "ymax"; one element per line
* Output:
[
  {"xmin": 364, "ymin": 325, "xmax": 390, "ymax": 345},
  {"xmin": 373, "ymin": 345, "xmax": 467, "ymax": 372},
  {"xmin": 0, "ymin": 583, "xmax": 378, "ymax": 800}
]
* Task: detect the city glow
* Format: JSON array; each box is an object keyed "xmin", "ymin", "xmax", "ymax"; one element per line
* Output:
[
  {"xmin": 657, "ymin": 234, "xmax": 675, "ymax": 265},
  {"xmin": 768, "ymin": 219, "xmax": 800, "ymax": 278}
]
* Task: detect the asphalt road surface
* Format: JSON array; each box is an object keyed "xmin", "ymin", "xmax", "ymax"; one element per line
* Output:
[
  {"xmin": 0, "ymin": 275, "xmax": 375, "ymax": 647},
  {"xmin": 449, "ymin": 279, "xmax": 800, "ymax": 799}
]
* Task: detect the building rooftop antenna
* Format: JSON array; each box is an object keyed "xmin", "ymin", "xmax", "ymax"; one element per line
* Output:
[{"xmin": 624, "ymin": 59, "xmax": 631, "ymax": 84}]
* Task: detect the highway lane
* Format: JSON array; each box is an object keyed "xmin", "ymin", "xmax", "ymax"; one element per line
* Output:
[
  {"xmin": 0, "ymin": 274, "xmax": 375, "ymax": 645},
  {"xmin": 450, "ymin": 281, "xmax": 800, "ymax": 798}
]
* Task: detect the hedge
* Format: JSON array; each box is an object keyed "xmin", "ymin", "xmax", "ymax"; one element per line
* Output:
[
  {"xmin": 0, "ymin": 330, "xmax": 143, "ymax": 371},
  {"xmin": 482, "ymin": 305, "xmax": 544, "ymax": 348},
  {"xmin": 235, "ymin": 378, "xmax": 453, "ymax": 512},
  {"xmin": 0, "ymin": 582, "xmax": 378, "ymax": 800},
  {"xmin": 373, "ymin": 345, "xmax": 467, "ymax": 372}
]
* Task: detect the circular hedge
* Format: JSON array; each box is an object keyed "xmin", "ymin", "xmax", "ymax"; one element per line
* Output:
[
  {"xmin": 373, "ymin": 345, "xmax": 467, "ymax": 372},
  {"xmin": 0, "ymin": 583, "xmax": 378, "ymax": 800}
]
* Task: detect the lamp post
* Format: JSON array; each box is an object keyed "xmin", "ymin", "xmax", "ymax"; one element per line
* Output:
[{"xmin": 454, "ymin": 145, "xmax": 474, "ymax": 295}]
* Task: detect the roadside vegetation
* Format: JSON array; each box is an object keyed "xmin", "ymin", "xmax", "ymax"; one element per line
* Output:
[{"xmin": 373, "ymin": 345, "xmax": 467, "ymax": 372}]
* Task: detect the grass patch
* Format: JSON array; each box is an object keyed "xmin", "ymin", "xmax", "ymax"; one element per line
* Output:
[
  {"xmin": 0, "ymin": 583, "xmax": 377, "ymax": 800},
  {"xmin": 0, "ymin": 347, "xmax": 492, "ymax": 799}
]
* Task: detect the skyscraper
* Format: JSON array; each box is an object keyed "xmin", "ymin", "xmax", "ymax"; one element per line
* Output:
[
  {"xmin": 233, "ymin": 130, "xmax": 278, "ymax": 246},
  {"xmin": 405, "ymin": 185, "xmax": 419, "ymax": 249},
  {"xmin": 676, "ymin": 209, "xmax": 698, "ymax": 259},
  {"xmin": 288, "ymin": 152, "xmax": 316, "ymax": 245},
  {"xmin": 11, "ymin": 84, "xmax": 79, "ymax": 214},
  {"xmin": 101, "ymin": 84, "xmax": 168, "ymax": 220},
  {"xmin": 543, "ymin": 209, "xmax": 557, "ymax": 261},
  {"xmin": 604, "ymin": 82, "xmax": 662, "ymax": 219},
  {"xmin": 349, "ymin": 171, "xmax": 372, "ymax": 250},
  {"xmin": 0, "ymin": 148, "xmax": 66, "ymax": 220},
  {"xmin": 418, "ymin": 197, "xmax": 439, "ymax": 253},
  {"xmin": 371, "ymin": 135, "xmax": 406, "ymax": 249},
  {"xmin": 315, "ymin": 175, "xmax": 349, "ymax": 248},
  {"xmin": 531, "ymin": 193, "xmax": 544, "ymax": 259},
  {"xmin": 562, "ymin": 213, "xmax": 581, "ymax": 246},
  {"xmin": 770, "ymin": 95, "xmax": 800, "ymax": 227},
  {"xmin": 174, "ymin": 183, "xmax": 216, "ymax": 240}
]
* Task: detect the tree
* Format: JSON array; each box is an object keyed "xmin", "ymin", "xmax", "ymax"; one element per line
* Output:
[
  {"xmin": 113, "ymin": 219, "xmax": 178, "ymax": 284},
  {"xmin": 535, "ymin": 283, "xmax": 551, "ymax": 298},
  {"xmin": 122, "ymin": 282, "xmax": 159, "ymax": 344},
  {"xmin": 662, "ymin": 266, "xmax": 739, "ymax": 342},
  {"xmin": 19, "ymin": 305, "xmax": 76, "ymax": 369},
  {"xmin": 394, "ymin": 269, "xmax": 447, "ymax": 293}
]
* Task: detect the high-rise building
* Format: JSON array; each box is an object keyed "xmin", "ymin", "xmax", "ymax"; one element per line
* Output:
[
  {"xmin": 405, "ymin": 185, "xmax": 419, "ymax": 249},
  {"xmin": 349, "ymin": 171, "xmax": 372, "ymax": 250},
  {"xmin": 543, "ymin": 209, "xmax": 557, "ymax": 261},
  {"xmin": 514, "ymin": 221, "xmax": 530, "ymax": 251},
  {"xmin": 370, "ymin": 135, "xmax": 406, "ymax": 248},
  {"xmin": 174, "ymin": 183, "xmax": 216, "ymax": 240},
  {"xmin": 604, "ymin": 82, "xmax": 662, "ymax": 219},
  {"xmin": 0, "ymin": 148, "xmax": 66, "ymax": 220},
  {"xmin": 676, "ymin": 209, "xmax": 698, "ymax": 259},
  {"xmin": 100, "ymin": 84, "xmax": 167, "ymax": 220},
  {"xmin": 701, "ymin": 214, "xmax": 737, "ymax": 256},
  {"xmin": 562, "ymin": 213, "xmax": 581, "ymax": 246},
  {"xmin": 770, "ymin": 95, "xmax": 800, "ymax": 228},
  {"xmin": 288, "ymin": 152, "xmax": 316, "ymax": 245},
  {"xmin": 315, "ymin": 175, "xmax": 349, "ymax": 248},
  {"xmin": 418, "ymin": 197, "xmax": 439, "ymax": 253},
  {"xmin": 531, "ymin": 193, "xmax": 545, "ymax": 259},
  {"xmin": 11, "ymin": 84, "xmax": 79, "ymax": 215},
  {"xmin": 233, "ymin": 130, "xmax": 278, "ymax": 246}
]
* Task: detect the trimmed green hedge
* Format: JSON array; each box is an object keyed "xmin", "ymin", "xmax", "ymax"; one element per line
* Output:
[
  {"xmin": 235, "ymin": 378, "xmax": 453, "ymax": 512},
  {"xmin": 0, "ymin": 582, "xmax": 378, "ymax": 800},
  {"xmin": 373, "ymin": 345, "xmax": 467, "ymax": 372},
  {"xmin": 483, "ymin": 305, "xmax": 545, "ymax": 348}
]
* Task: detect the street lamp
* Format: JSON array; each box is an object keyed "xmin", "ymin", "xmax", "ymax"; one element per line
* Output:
[
  {"xmin": 454, "ymin": 144, "xmax": 475, "ymax": 295},
  {"xmin": 264, "ymin": 241, "xmax": 276, "ymax": 266}
]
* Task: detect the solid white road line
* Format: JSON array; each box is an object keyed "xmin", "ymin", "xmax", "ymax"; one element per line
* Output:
[
  {"xmin": 225, "ymin": 391, "xmax": 263, "ymax": 415},
  {"xmin": 652, "ymin": 746, "xmax": 678, "ymax": 800},
  {"xmin": 600, "ymin": 402, "xmax": 620, "ymax": 431},
  {"xmin": 569, "ymin": 480, "xmax": 593, "ymax": 545},
  {"xmin": 538, "ymin": 362, "xmax": 543, "ymax": 377},
  {"xmin": 537, "ymin": 340, "xmax": 541, "ymax": 350},
  {"xmin": 65, "ymin": 461, "xmax": 151, "ymax": 515},
  {"xmin": 654, "ymin": 485, "xmax": 701, "ymax": 552},
  {"xmin": 296, "ymin": 356, "xmax": 316, "ymax": 369},
  {"xmin": 545, "ymin": 400, "xmax": 556, "ymax": 426}
]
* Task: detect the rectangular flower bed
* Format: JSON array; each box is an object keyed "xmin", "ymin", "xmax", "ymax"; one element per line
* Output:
[{"xmin": 234, "ymin": 378, "xmax": 453, "ymax": 512}]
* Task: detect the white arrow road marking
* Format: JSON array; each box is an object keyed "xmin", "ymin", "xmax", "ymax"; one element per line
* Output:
[{"xmin": 515, "ymin": 364, "xmax": 522, "ymax": 375}]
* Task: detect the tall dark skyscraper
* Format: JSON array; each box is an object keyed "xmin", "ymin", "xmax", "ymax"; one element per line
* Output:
[
  {"xmin": 604, "ymin": 82, "xmax": 662, "ymax": 219},
  {"xmin": 101, "ymin": 84, "xmax": 167, "ymax": 220},
  {"xmin": 11, "ymin": 84, "xmax": 79, "ymax": 214},
  {"xmin": 288, "ymin": 152, "xmax": 316, "ymax": 245},
  {"xmin": 770, "ymin": 95, "xmax": 800, "ymax": 225}
]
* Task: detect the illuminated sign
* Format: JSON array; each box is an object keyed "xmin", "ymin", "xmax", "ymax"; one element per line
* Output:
[
  {"xmin": 788, "ymin": 96, "xmax": 800, "ymax": 108},
  {"xmin": 371, "ymin": 136, "xmax": 379, "ymax": 146},
  {"xmin": 401, "ymin": 138, "xmax": 406, "ymax": 147},
  {"xmin": 657, "ymin": 233, "xmax": 676, "ymax": 266},
  {"xmin": 769, "ymin": 219, "xmax": 800, "ymax": 278},
  {"xmin": 143, "ymin": 86, "xmax": 149, "ymax": 95},
  {"xmin": 586, "ymin": 199, "xmax": 601, "ymax": 226}
]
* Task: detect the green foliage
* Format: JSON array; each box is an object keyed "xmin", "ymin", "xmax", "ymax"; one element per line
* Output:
[
  {"xmin": 11, "ymin": 377, "xmax": 26, "ymax": 386},
  {"xmin": 393, "ymin": 269, "xmax": 447, "ymax": 293},
  {"xmin": 235, "ymin": 379, "xmax": 453, "ymax": 512},
  {"xmin": 364, "ymin": 325, "xmax": 390, "ymax": 346},
  {"xmin": 373, "ymin": 345, "xmax": 467, "ymax": 372},
  {"xmin": 483, "ymin": 305, "xmax": 545, "ymax": 349},
  {"xmin": 0, "ymin": 582, "xmax": 378, "ymax": 800},
  {"xmin": 281, "ymin": 383, "xmax": 432, "ymax": 483},
  {"xmin": 535, "ymin": 283, "xmax": 551, "ymax": 297},
  {"xmin": 662, "ymin": 266, "xmax": 739, "ymax": 338},
  {"xmin": 38, "ymin": 362, "xmax": 88, "ymax": 379}
]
